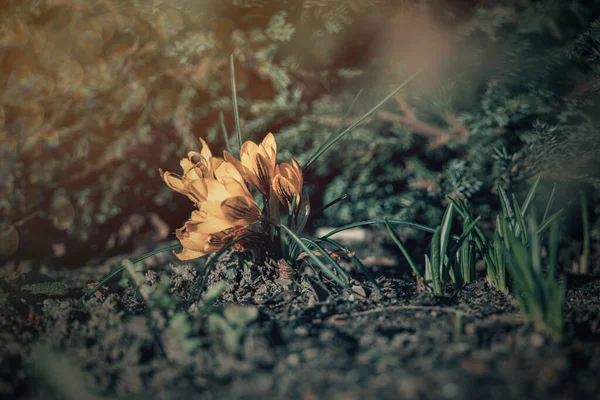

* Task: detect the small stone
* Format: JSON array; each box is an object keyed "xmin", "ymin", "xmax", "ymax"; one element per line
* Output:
[
  {"xmin": 351, "ymin": 285, "xmax": 366, "ymax": 297},
  {"xmin": 43, "ymin": 299, "xmax": 58, "ymax": 308},
  {"xmin": 465, "ymin": 323, "xmax": 477, "ymax": 336},
  {"xmin": 460, "ymin": 358, "xmax": 487, "ymax": 376},
  {"xmin": 287, "ymin": 353, "xmax": 299, "ymax": 366},
  {"xmin": 530, "ymin": 333, "xmax": 545, "ymax": 347},
  {"xmin": 294, "ymin": 326, "xmax": 309, "ymax": 336}
]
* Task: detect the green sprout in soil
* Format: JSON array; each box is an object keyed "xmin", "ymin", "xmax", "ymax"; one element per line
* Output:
[
  {"xmin": 503, "ymin": 213, "xmax": 566, "ymax": 339},
  {"xmin": 450, "ymin": 176, "xmax": 562, "ymax": 294},
  {"xmin": 378, "ymin": 175, "xmax": 563, "ymax": 301},
  {"xmin": 579, "ymin": 191, "xmax": 590, "ymax": 274},
  {"xmin": 424, "ymin": 203, "xmax": 454, "ymax": 296},
  {"xmin": 384, "ymin": 202, "xmax": 478, "ymax": 295}
]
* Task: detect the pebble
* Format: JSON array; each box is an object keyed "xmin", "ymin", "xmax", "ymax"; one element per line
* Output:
[
  {"xmin": 43, "ymin": 299, "xmax": 58, "ymax": 308},
  {"xmin": 294, "ymin": 326, "xmax": 309, "ymax": 336},
  {"xmin": 465, "ymin": 323, "xmax": 477, "ymax": 336},
  {"xmin": 287, "ymin": 353, "xmax": 300, "ymax": 366},
  {"xmin": 530, "ymin": 333, "xmax": 545, "ymax": 347}
]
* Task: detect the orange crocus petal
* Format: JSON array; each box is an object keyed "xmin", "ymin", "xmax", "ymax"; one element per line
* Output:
[
  {"xmin": 272, "ymin": 174, "xmax": 297, "ymax": 208},
  {"xmin": 176, "ymin": 227, "xmax": 209, "ymax": 252},
  {"xmin": 186, "ymin": 179, "xmax": 207, "ymax": 202},
  {"xmin": 200, "ymin": 200, "xmax": 226, "ymax": 219},
  {"xmin": 259, "ymin": 132, "xmax": 277, "ymax": 170},
  {"xmin": 160, "ymin": 169, "xmax": 185, "ymax": 192},
  {"xmin": 240, "ymin": 152, "xmax": 259, "ymax": 177},
  {"xmin": 214, "ymin": 160, "xmax": 244, "ymax": 183},
  {"xmin": 285, "ymin": 158, "xmax": 303, "ymax": 185},
  {"xmin": 174, "ymin": 247, "xmax": 207, "ymax": 261},
  {"xmin": 188, "ymin": 209, "xmax": 207, "ymax": 223},
  {"xmin": 198, "ymin": 137, "xmax": 213, "ymax": 161},
  {"xmin": 204, "ymin": 179, "xmax": 236, "ymax": 202},
  {"xmin": 224, "ymin": 133, "xmax": 278, "ymax": 196},
  {"xmin": 221, "ymin": 196, "xmax": 262, "ymax": 224},
  {"xmin": 240, "ymin": 140, "xmax": 259, "ymax": 161},
  {"xmin": 161, "ymin": 170, "xmax": 200, "ymax": 203},
  {"xmin": 256, "ymin": 153, "xmax": 273, "ymax": 191},
  {"xmin": 193, "ymin": 204, "xmax": 232, "ymax": 234},
  {"xmin": 224, "ymin": 151, "xmax": 253, "ymax": 181},
  {"xmin": 186, "ymin": 179, "xmax": 229, "ymax": 203},
  {"xmin": 210, "ymin": 157, "xmax": 224, "ymax": 173},
  {"xmin": 278, "ymin": 163, "xmax": 298, "ymax": 187},
  {"xmin": 220, "ymin": 177, "xmax": 250, "ymax": 198}
]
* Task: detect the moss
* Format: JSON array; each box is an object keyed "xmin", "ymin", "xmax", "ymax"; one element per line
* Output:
[{"xmin": 20, "ymin": 282, "xmax": 67, "ymax": 296}]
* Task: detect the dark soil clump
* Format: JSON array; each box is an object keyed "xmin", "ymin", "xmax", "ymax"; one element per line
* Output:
[{"xmin": 1, "ymin": 249, "xmax": 600, "ymax": 400}]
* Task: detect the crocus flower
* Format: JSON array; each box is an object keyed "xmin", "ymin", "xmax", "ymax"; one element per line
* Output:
[
  {"xmin": 173, "ymin": 207, "xmax": 259, "ymax": 260},
  {"xmin": 160, "ymin": 138, "xmax": 247, "ymax": 204},
  {"xmin": 272, "ymin": 158, "xmax": 303, "ymax": 210},
  {"xmin": 160, "ymin": 138, "xmax": 262, "ymax": 260},
  {"xmin": 223, "ymin": 132, "xmax": 277, "ymax": 196}
]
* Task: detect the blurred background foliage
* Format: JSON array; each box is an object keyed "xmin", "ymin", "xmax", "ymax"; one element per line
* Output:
[{"xmin": 0, "ymin": 0, "xmax": 599, "ymax": 266}]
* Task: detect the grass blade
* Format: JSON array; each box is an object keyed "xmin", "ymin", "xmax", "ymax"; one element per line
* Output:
[
  {"xmin": 449, "ymin": 216, "xmax": 481, "ymax": 254},
  {"xmin": 521, "ymin": 174, "xmax": 541, "ymax": 217},
  {"xmin": 537, "ymin": 209, "xmax": 564, "ymax": 233},
  {"xmin": 320, "ymin": 218, "xmax": 443, "ymax": 239},
  {"xmin": 506, "ymin": 232, "xmax": 539, "ymax": 301},
  {"xmin": 275, "ymin": 223, "xmax": 347, "ymax": 288},
  {"xmin": 317, "ymin": 237, "xmax": 380, "ymax": 290},
  {"xmin": 219, "ymin": 111, "xmax": 233, "ymax": 155},
  {"xmin": 80, "ymin": 243, "xmax": 180, "ymax": 301},
  {"xmin": 497, "ymin": 183, "xmax": 515, "ymax": 225},
  {"xmin": 580, "ymin": 191, "xmax": 590, "ymax": 274},
  {"xmin": 528, "ymin": 211, "xmax": 542, "ymax": 274},
  {"xmin": 123, "ymin": 259, "xmax": 151, "ymax": 304},
  {"xmin": 384, "ymin": 218, "xmax": 422, "ymax": 279},
  {"xmin": 424, "ymin": 254, "xmax": 433, "ymax": 284},
  {"xmin": 430, "ymin": 227, "xmax": 443, "ymax": 295},
  {"xmin": 303, "ymin": 69, "xmax": 421, "ymax": 170},
  {"xmin": 294, "ymin": 189, "xmax": 311, "ymax": 234},
  {"xmin": 439, "ymin": 203, "xmax": 455, "ymax": 254},
  {"xmin": 548, "ymin": 220, "xmax": 559, "ymax": 281},
  {"xmin": 460, "ymin": 240, "xmax": 475, "ymax": 284},
  {"xmin": 303, "ymin": 238, "xmax": 350, "ymax": 285},
  {"xmin": 314, "ymin": 194, "xmax": 348, "ymax": 216},
  {"xmin": 542, "ymin": 184, "xmax": 557, "ymax": 222},
  {"xmin": 512, "ymin": 193, "xmax": 528, "ymax": 242},
  {"xmin": 438, "ymin": 203, "xmax": 455, "ymax": 280},
  {"xmin": 319, "ymin": 89, "xmax": 363, "ymax": 151},
  {"xmin": 230, "ymin": 55, "xmax": 242, "ymax": 153}
]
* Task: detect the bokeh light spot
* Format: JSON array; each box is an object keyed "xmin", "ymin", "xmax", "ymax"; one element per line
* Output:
[
  {"xmin": 77, "ymin": 29, "xmax": 104, "ymax": 60},
  {"xmin": 0, "ymin": 18, "xmax": 29, "ymax": 47},
  {"xmin": 152, "ymin": 89, "xmax": 178, "ymax": 121},
  {"xmin": 56, "ymin": 60, "xmax": 84, "ymax": 93},
  {"xmin": 120, "ymin": 83, "xmax": 148, "ymax": 113},
  {"xmin": 17, "ymin": 105, "xmax": 45, "ymax": 132},
  {"xmin": 49, "ymin": 196, "xmax": 75, "ymax": 230},
  {"xmin": 89, "ymin": 14, "xmax": 116, "ymax": 41},
  {"xmin": 7, "ymin": 59, "xmax": 37, "ymax": 92},
  {"xmin": 156, "ymin": 9, "xmax": 184, "ymax": 38}
]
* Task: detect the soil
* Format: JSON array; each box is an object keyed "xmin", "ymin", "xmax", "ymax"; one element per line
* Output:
[{"xmin": 1, "ymin": 237, "xmax": 600, "ymax": 400}]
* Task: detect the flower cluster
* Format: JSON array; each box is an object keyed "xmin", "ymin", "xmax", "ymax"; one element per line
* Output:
[{"xmin": 160, "ymin": 133, "xmax": 303, "ymax": 260}]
